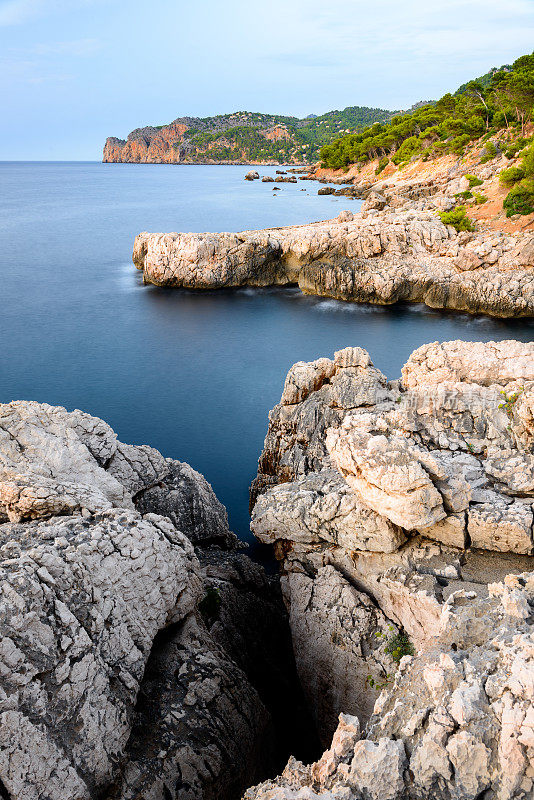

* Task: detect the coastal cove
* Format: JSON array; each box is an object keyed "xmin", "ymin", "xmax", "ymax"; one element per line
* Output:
[{"xmin": 1, "ymin": 161, "xmax": 532, "ymax": 550}]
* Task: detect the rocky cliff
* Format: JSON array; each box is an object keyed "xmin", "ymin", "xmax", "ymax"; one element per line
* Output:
[
  {"xmin": 246, "ymin": 339, "xmax": 534, "ymax": 799},
  {"xmin": 102, "ymin": 108, "xmax": 400, "ymax": 165},
  {"xmin": 0, "ymin": 401, "xmax": 314, "ymax": 800},
  {"xmin": 133, "ymin": 206, "xmax": 534, "ymax": 317}
]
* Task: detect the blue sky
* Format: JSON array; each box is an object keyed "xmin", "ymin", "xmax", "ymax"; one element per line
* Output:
[{"xmin": 1, "ymin": 0, "xmax": 534, "ymax": 159}]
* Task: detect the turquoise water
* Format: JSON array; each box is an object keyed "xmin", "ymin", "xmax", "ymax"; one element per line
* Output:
[{"xmin": 1, "ymin": 162, "xmax": 532, "ymax": 549}]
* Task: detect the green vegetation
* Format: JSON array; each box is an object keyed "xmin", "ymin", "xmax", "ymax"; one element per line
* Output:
[
  {"xmin": 465, "ymin": 174, "xmax": 483, "ymax": 187},
  {"xmin": 499, "ymin": 388, "xmax": 523, "ymax": 417},
  {"xmin": 439, "ymin": 205, "xmax": 475, "ymax": 231},
  {"xmin": 499, "ymin": 139, "xmax": 534, "ymax": 215},
  {"xmin": 375, "ymin": 156, "xmax": 389, "ymax": 174},
  {"xmin": 123, "ymin": 106, "xmax": 415, "ymax": 164},
  {"xmin": 455, "ymin": 190, "xmax": 473, "ymax": 200},
  {"xmin": 384, "ymin": 631, "xmax": 416, "ymax": 664},
  {"xmin": 474, "ymin": 192, "xmax": 488, "ymax": 204},
  {"xmin": 504, "ymin": 179, "xmax": 534, "ymax": 216},
  {"xmin": 504, "ymin": 135, "xmax": 533, "ymax": 158},
  {"xmin": 320, "ymin": 53, "xmax": 534, "ymax": 170},
  {"xmin": 500, "ymin": 165, "xmax": 526, "ymax": 186},
  {"xmin": 182, "ymin": 106, "xmax": 404, "ymax": 162},
  {"xmin": 366, "ymin": 626, "xmax": 416, "ymax": 689}
]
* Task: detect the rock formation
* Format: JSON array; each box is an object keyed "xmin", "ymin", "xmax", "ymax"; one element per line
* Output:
[
  {"xmin": 132, "ymin": 210, "xmax": 534, "ymax": 318},
  {"xmin": 0, "ymin": 401, "xmax": 310, "ymax": 800},
  {"xmin": 247, "ymin": 339, "xmax": 534, "ymax": 797},
  {"xmin": 2, "ymin": 339, "xmax": 533, "ymax": 800}
]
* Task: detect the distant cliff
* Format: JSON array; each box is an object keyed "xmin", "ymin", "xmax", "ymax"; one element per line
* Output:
[{"xmin": 103, "ymin": 107, "xmax": 402, "ymax": 165}]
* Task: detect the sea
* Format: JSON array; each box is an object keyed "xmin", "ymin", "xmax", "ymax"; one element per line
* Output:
[{"xmin": 1, "ymin": 161, "xmax": 532, "ymax": 550}]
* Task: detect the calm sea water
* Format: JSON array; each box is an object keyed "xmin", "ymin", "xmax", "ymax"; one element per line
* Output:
[{"xmin": 1, "ymin": 162, "xmax": 532, "ymax": 549}]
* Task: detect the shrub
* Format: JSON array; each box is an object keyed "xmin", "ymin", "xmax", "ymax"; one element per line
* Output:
[
  {"xmin": 504, "ymin": 136, "xmax": 532, "ymax": 159},
  {"xmin": 474, "ymin": 192, "xmax": 488, "ymax": 204},
  {"xmin": 199, "ymin": 586, "xmax": 221, "ymax": 619},
  {"xmin": 385, "ymin": 632, "xmax": 415, "ymax": 664},
  {"xmin": 375, "ymin": 156, "xmax": 389, "ymax": 175},
  {"xmin": 521, "ymin": 144, "xmax": 534, "ymax": 177},
  {"xmin": 439, "ymin": 205, "xmax": 475, "ymax": 231},
  {"xmin": 450, "ymin": 133, "xmax": 471, "ymax": 154},
  {"xmin": 455, "ymin": 190, "xmax": 473, "ymax": 200},
  {"xmin": 480, "ymin": 141, "xmax": 498, "ymax": 163},
  {"xmin": 500, "ymin": 166, "xmax": 526, "ymax": 186},
  {"xmin": 503, "ymin": 179, "xmax": 534, "ymax": 216},
  {"xmin": 464, "ymin": 173, "xmax": 483, "ymax": 187}
]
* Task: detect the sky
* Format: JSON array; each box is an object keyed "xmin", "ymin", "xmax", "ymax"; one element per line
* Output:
[{"xmin": 1, "ymin": 0, "xmax": 534, "ymax": 159}]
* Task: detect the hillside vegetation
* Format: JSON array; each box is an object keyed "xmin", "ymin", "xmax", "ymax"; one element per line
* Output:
[
  {"xmin": 320, "ymin": 54, "xmax": 534, "ymax": 171},
  {"xmin": 104, "ymin": 106, "xmax": 406, "ymax": 164}
]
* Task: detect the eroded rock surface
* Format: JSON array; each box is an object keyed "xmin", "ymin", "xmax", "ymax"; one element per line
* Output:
[
  {"xmin": 249, "ymin": 339, "xmax": 534, "ymax": 787},
  {"xmin": 0, "ymin": 401, "xmax": 296, "ymax": 800},
  {"xmin": 244, "ymin": 574, "xmax": 534, "ymax": 800},
  {"xmin": 133, "ymin": 212, "xmax": 534, "ymax": 317}
]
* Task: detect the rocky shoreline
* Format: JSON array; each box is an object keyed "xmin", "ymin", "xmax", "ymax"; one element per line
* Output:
[
  {"xmin": 133, "ymin": 205, "xmax": 534, "ymax": 318},
  {"xmin": 0, "ymin": 339, "xmax": 533, "ymax": 799},
  {"xmin": 132, "ymin": 145, "xmax": 534, "ymax": 318}
]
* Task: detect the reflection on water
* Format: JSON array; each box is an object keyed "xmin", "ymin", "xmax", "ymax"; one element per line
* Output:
[{"xmin": 0, "ymin": 162, "xmax": 532, "ymax": 550}]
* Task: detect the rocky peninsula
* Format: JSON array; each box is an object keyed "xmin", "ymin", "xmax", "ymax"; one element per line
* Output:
[
  {"xmin": 133, "ymin": 205, "xmax": 534, "ymax": 317},
  {"xmin": 247, "ymin": 338, "xmax": 534, "ymax": 799}
]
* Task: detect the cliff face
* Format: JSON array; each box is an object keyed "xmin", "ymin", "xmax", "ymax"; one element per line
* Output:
[
  {"xmin": 247, "ymin": 339, "xmax": 534, "ymax": 799},
  {"xmin": 102, "ymin": 107, "xmax": 399, "ymax": 165}
]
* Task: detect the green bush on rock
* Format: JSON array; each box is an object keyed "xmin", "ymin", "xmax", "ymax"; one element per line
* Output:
[
  {"xmin": 500, "ymin": 166, "xmax": 526, "ymax": 187},
  {"xmin": 439, "ymin": 205, "xmax": 475, "ymax": 231},
  {"xmin": 464, "ymin": 174, "xmax": 483, "ymax": 187},
  {"xmin": 503, "ymin": 179, "xmax": 534, "ymax": 216}
]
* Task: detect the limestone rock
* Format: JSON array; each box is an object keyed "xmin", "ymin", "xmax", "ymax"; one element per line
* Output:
[
  {"xmin": 326, "ymin": 426, "xmax": 446, "ymax": 530},
  {"xmin": 0, "ymin": 401, "xmax": 132, "ymax": 522},
  {"xmin": 0, "ymin": 509, "xmax": 201, "ymax": 799},
  {"xmin": 402, "ymin": 339, "xmax": 534, "ymax": 388},
  {"xmin": 282, "ymin": 566, "xmax": 398, "ymax": 745},
  {"xmin": 0, "ymin": 401, "xmax": 287, "ymax": 800},
  {"xmin": 244, "ymin": 575, "xmax": 534, "ymax": 800},
  {"xmin": 133, "ymin": 211, "xmax": 534, "ymax": 317},
  {"xmin": 252, "ymin": 470, "xmax": 405, "ymax": 554},
  {"xmin": 136, "ymin": 458, "xmax": 238, "ymax": 548},
  {"xmin": 250, "ymin": 339, "xmax": 534, "ymax": 746}
]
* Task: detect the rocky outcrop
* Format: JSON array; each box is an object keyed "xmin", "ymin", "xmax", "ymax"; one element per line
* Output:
[
  {"xmin": 133, "ymin": 210, "xmax": 534, "ymax": 317},
  {"xmin": 0, "ymin": 401, "xmax": 306, "ymax": 800},
  {"xmin": 247, "ymin": 339, "xmax": 534, "ymax": 796},
  {"xmin": 244, "ymin": 573, "xmax": 534, "ymax": 800}
]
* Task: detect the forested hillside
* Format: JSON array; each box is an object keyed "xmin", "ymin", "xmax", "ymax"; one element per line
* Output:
[
  {"xmin": 103, "ymin": 106, "xmax": 402, "ymax": 164},
  {"xmin": 320, "ymin": 54, "xmax": 534, "ymax": 170}
]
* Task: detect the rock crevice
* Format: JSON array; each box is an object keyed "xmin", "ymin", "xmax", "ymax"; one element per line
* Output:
[{"xmin": 247, "ymin": 339, "xmax": 534, "ymax": 799}]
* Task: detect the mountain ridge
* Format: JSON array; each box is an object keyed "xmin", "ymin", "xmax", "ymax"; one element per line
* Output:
[{"xmin": 103, "ymin": 105, "xmax": 420, "ymax": 165}]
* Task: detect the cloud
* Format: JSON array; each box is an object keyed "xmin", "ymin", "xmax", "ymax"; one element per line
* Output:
[
  {"xmin": 0, "ymin": 55, "xmax": 73, "ymax": 88},
  {"xmin": 0, "ymin": 0, "xmax": 49, "ymax": 25},
  {"xmin": 258, "ymin": 0, "xmax": 534, "ymax": 102},
  {"xmin": 0, "ymin": 0, "xmax": 97, "ymax": 25},
  {"xmin": 32, "ymin": 38, "xmax": 102, "ymax": 56}
]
